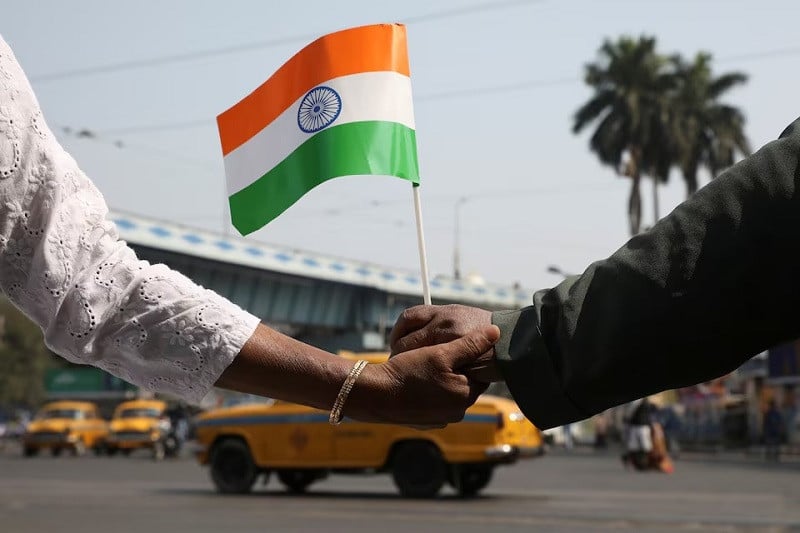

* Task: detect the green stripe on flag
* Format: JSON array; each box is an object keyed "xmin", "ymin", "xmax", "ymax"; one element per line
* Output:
[{"xmin": 229, "ymin": 121, "xmax": 419, "ymax": 235}]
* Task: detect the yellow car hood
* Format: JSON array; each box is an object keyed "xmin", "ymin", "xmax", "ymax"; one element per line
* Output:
[{"xmin": 27, "ymin": 420, "xmax": 72, "ymax": 433}]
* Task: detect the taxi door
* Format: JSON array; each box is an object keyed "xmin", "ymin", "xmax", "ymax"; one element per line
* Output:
[
  {"xmin": 259, "ymin": 406, "xmax": 336, "ymax": 465},
  {"xmin": 332, "ymin": 419, "xmax": 387, "ymax": 467}
]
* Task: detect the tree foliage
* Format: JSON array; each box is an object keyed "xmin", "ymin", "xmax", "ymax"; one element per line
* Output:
[
  {"xmin": 669, "ymin": 53, "xmax": 751, "ymax": 195},
  {"xmin": 0, "ymin": 297, "xmax": 63, "ymax": 409},
  {"xmin": 574, "ymin": 36, "xmax": 750, "ymax": 235}
]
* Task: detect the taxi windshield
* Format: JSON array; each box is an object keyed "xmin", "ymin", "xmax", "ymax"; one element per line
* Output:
[
  {"xmin": 37, "ymin": 409, "xmax": 83, "ymax": 420},
  {"xmin": 117, "ymin": 408, "xmax": 161, "ymax": 419}
]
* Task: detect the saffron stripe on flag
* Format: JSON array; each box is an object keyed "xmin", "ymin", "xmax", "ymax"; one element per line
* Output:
[
  {"xmin": 223, "ymin": 71, "xmax": 415, "ymax": 195},
  {"xmin": 228, "ymin": 121, "xmax": 419, "ymax": 235},
  {"xmin": 217, "ymin": 24, "xmax": 410, "ymax": 156}
]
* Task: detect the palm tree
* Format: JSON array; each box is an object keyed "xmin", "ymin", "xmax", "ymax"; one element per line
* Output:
[
  {"xmin": 641, "ymin": 108, "xmax": 676, "ymax": 224},
  {"xmin": 669, "ymin": 53, "xmax": 751, "ymax": 196},
  {"xmin": 573, "ymin": 36, "xmax": 675, "ymax": 235}
]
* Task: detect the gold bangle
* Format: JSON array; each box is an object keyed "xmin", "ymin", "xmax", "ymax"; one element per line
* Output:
[{"xmin": 329, "ymin": 359, "xmax": 368, "ymax": 425}]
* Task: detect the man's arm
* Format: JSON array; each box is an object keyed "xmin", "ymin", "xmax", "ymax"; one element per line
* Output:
[
  {"xmin": 392, "ymin": 118, "xmax": 800, "ymax": 429},
  {"xmin": 494, "ymin": 117, "xmax": 800, "ymax": 428}
]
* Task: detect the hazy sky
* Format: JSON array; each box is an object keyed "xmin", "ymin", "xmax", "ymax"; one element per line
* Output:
[{"xmin": 3, "ymin": 0, "xmax": 798, "ymax": 293}]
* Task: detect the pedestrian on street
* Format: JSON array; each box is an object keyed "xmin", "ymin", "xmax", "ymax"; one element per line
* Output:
[
  {"xmin": 655, "ymin": 405, "xmax": 682, "ymax": 457},
  {"xmin": 622, "ymin": 398, "xmax": 654, "ymax": 470}
]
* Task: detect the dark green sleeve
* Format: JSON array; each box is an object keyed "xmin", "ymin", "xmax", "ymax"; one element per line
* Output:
[{"xmin": 493, "ymin": 117, "xmax": 800, "ymax": 430}]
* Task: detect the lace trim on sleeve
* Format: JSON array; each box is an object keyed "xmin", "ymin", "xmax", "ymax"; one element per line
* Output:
[{"xmin": 0, "ymin": 36, "xmax": 260, "ymax": 404}]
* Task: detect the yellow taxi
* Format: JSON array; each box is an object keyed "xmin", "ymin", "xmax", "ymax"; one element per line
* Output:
[
  {"xmin": 106, "ymin": 399, "xmax": 172, "ymax": 459},
  {"xmin": 194, "ymin": 355, "xmax": 543, "ymax": 498},
  {"xmin": 22, "ymin": 401, "xmax": 109, "ymax": 457}
]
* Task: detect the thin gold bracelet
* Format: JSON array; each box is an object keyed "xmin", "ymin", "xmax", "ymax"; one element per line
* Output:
[{"xmin": 329, "ymin": 359, "xmax": 368, "ymax": 425}]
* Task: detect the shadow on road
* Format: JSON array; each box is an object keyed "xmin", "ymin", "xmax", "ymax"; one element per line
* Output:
[{"xmin": 153, "ymin": 487, "xmax": 537, "ymax": 503}]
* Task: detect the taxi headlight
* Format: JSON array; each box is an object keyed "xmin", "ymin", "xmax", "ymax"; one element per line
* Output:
[{"xmin": 509, "ymin": 412, "xmax": 525, "ymax": 422}]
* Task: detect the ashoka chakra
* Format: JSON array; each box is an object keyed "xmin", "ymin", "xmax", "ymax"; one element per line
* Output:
[{"xmin": 297, "ymin": 86, "xmax": 342, "ymax": 133}]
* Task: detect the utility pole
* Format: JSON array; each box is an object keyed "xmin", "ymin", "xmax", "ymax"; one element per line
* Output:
[{"xmin": 453, "ymin": 197, "xmax": 468, "ymax": 280}]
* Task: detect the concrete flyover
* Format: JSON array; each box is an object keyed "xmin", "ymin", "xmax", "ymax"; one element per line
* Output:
[{"xmin": 111, "ymin": 210, "xmax": 532, "ymax": 353}]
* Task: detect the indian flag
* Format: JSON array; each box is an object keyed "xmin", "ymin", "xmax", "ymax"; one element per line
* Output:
[{"xmin": 218, "ymin": 23, "xmax": 420, "ymax": 235}]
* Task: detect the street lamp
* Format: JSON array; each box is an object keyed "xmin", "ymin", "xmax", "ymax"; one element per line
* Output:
[{"xmin": 453, "ymin": 196, "xmax": 469, "ymax": 280}]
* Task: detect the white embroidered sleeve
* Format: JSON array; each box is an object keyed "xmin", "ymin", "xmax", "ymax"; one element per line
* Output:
[{"xmin": 0, "ymin": 36, "xmax": 260, "ymax": 404}]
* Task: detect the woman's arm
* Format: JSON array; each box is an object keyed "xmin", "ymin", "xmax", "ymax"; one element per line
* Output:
[
  {"xmin": 1, "ymin": 35, "xmax": 258, "ymax": 404},
  {"xmin": 0, "ymin": 35, "xmax": 495, "ymax": 425},
  {"xmin": 219, "ymin": 322, "xmax": 499, "ymax": 426}
]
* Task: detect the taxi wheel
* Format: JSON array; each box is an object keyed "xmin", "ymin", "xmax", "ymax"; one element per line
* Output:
[
  {"xmin": 23, "ymin": 446, "xmax": 38, "ymax": 457},
  {"xmin": 210, "ymin": 439, "xmax": 258, "ymax": 494},
  {"xmin": 451, "ymin": 464, "xmax": 494, "ymax": 497},
  {"xmin": 277, "ymin": 469, "xmax": 321, "ymax": 494},
  {"xmin": 51, "ymin": 447, "xmax": 63, "ymax": 457},
  {"xmin": 391, "ymin": 442, "xmax": 446, "ymax": 498},
  {"xmin": 121, "ymin": 449, "xmax": 132, "ymax": 457}
]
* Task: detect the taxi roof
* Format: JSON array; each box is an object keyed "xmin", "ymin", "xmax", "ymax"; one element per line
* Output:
[
  {"xmin": 114, "ymin": 399, "xmax": 167, "ymax": 410},
  {"xmin": 40, "ymin": 400, "xmax": 98, "ymax": 411}
]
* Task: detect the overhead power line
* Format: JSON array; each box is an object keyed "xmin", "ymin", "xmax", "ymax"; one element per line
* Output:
[
  {"xmin": 401, "ymin": 0, "xmax": 539, "ymax": 24},
  {"xmin": 30, "ymin": 0, "xmax": 542, "ymax": 83},
  {"xmin": 100, "ymin": 119, "xmax": 210, "ymax": 136},
  {"xmin": 91, "ymin": 41, "xmax": 800, "ymax": 138},
  {"xmin": 30, "ymin": 34, "xmax": 317, "ymax": 83},
  {"xmin": 57, "ymin": 126, "xmax": 218, "ymax": 169},
  {"xmin": 95, "ymin": 75, "xmax": 580, "ymax": 136},
  {"xmin": 717, "ymin": 46, "xmax": 800, "ymax": 63},
  {"xmin": 418, "ymin": 75, "xmax": 580, "ymax": 101}
]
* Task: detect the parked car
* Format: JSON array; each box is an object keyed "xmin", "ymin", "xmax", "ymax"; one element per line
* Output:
[
  {"xmin": 21, "ymin": 401, "xmax": 108, "ymax": 457},
  {"xmin": 106, "ymin": 399, "xmax": 175, "ymax": 460},
  {"xmin": 193, "ymin": 355, "xmax": 544, "ymax": 498}
]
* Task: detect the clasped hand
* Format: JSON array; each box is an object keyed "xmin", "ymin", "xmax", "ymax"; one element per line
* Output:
[
  {"xmin": 320, "ymin": 305, "xmax": 503, "ymax": 428},
  {"xmin": 362, "ymin": 305, "xmax": 501, "ymax": 427},
  {"xmin": 346, "ymin": 323, "xmax": 498, "ymax": 428},
  {"xmin": 386, "ymin": 303, "xmax": 501, "ymax": 395}
]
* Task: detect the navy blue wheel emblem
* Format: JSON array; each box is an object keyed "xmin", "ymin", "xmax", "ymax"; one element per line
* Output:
[{"xmin": 297, "ymin": 86, "xmax": 342, "ymax": 133}]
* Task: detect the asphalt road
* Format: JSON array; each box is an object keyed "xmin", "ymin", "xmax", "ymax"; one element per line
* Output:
[{"xmin": 1, "ymin": 444, "xmax": 799, "ymax": 532}]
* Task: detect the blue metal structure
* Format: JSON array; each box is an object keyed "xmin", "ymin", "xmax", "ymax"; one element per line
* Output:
[{"xmin": 112, "ymin": 211, "xmax": 532, "ymax": 352}]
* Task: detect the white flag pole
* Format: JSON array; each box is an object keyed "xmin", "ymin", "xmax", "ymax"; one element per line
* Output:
[{"xmin": 412, "ymin": 184, "xmax": 432, "ymax": 305}]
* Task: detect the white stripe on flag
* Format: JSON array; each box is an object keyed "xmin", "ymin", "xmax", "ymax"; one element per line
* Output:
[{"xmin": 224, "ymin": 71, "xmax": 415, "ymax": 195}]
